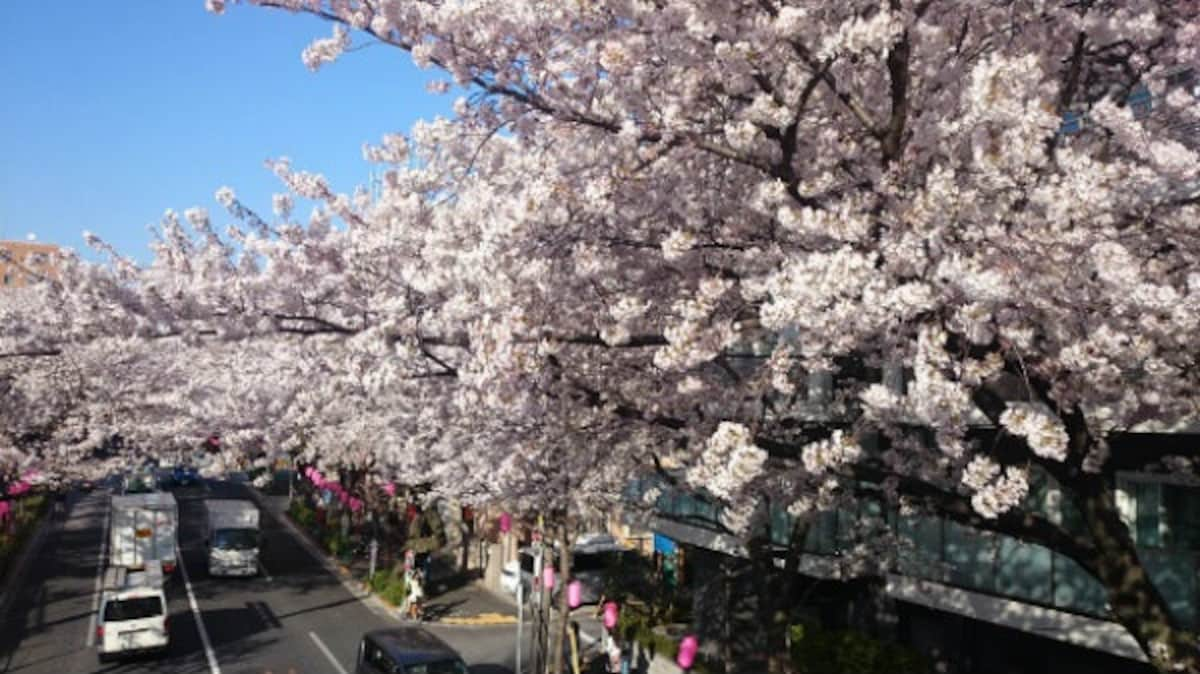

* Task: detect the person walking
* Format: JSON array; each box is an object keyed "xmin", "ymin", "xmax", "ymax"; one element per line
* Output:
[{"xmin": 405, "ymin": 569, "xmax": 425, "ymax": 621}]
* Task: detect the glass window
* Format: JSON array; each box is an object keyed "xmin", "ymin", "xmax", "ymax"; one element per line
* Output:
[
  {"xmin": 103, "ymin": 596, "xmax": 164, "ymax": 621},
  {"xmin": 212, "ymin": 528, "xmax": 258, "ymax": 550},
  {"xmin": 1052, "ymin": 551, "xmax": 1108, "ymax": 616},
  {"xmin": 572, "ymin": 552, "xmax": 610, "ymax": 573},
  {"xmin": 1143, "ymin": 548, "xmax": 1198, "ymax": 630},
  {"xmin": 944, "ymin": 522, "xmax": 996, "ymax": 593},
  {"xmin": 1163, "ymin": 484, "xmax": 1200, "ymax": 550},
  {"xmin": 995, "ymin": 538, "xmax": 1052, "ymax": 604},
  {"xmin": 364, "ymin": 642, "xmax": 396, "ymax": 673},
  {"xmin": 1137, "ymin": 481, "xmax": 1163, "ymax": 547}
]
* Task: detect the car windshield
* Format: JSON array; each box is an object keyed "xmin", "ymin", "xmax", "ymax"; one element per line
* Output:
[
  {"xmin": 103, "ymin": 596, "xmax": 163, "ymax": 622},
  {"xmin": 212, "ymin": 528, "xmax": 258, "ymax": 550},
  {"xmin": 572, "ymin": 551, "xmax": 625, "ymax": 574},
  {"xmin": 404, "ymin": 660, "xmax": 469, "ymax": 674},
  {"xmin": 124, "ymin": 477, "xmax": 154, "ymax": 494}
]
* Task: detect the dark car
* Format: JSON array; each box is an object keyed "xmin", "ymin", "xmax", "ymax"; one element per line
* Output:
[
  {"xmin": 173, "ymin": 466, "xmax": 199, "ymax": 487},
  {"xmin": 356, "ymin": 628, "xmax": 468, "ymax": 674}
]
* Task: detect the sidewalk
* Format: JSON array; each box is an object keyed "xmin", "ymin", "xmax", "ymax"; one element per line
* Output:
[{"xmin": 250, "ymin": 488, "xmax": 519, "ymax": 625}]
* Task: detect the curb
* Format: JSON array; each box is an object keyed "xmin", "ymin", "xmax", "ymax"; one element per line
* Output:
[
  {"xmin": 440, "ymin": 612, "xmax": 518, "ymax": 626},
  {"xmin": 0, "ymin": 506, "xmax": 55, "ymax": 626}
]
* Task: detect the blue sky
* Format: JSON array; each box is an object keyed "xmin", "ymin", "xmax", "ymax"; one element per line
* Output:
[{"xmin": 0, "ymin": 2, "xmax": 452, "ymax": 262}]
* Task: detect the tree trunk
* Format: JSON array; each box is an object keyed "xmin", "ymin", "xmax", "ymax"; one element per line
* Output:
[
  {"xmin": 549, "ymin": 523, "xmax": 572, "ymax": 674},
  {"xmin": 1076, "ymin": 475, "xmax": 1200, "ymax": 673},
  {"xmin": 765, "ymin": 518, "xmax": 810, "ymax": 674}
]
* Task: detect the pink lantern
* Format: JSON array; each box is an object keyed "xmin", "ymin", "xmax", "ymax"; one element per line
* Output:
[
  {"xmin": 0, "ymin": 501, "xmax": 9, "ymax": 520},
  {"xmin": 567, "ymin": 580, "xmax": 583, "ymax": 609},
  {"xmin": 304, "ymin": 466, "xmax": 314, "ymax": 478},
  {"xmin": 349, "ymin": 498, "xmax": 363, "ymax": 513},
  {"xmin": 383, "ymin": 482, "xmax": 396, "ymax": 497},
  {"xmin": 542, "ymin": 566, "xmax": 555, "ymax": 590},
  {"xmin": 498, "ymin": 512, "xmax": 512, "ymax": 534},
  {"xmin": 676, "ymin": 635, "xmax": 699, "ymax": 670},
  {"xmin": 603, "ymin": 601, "xmax": 619, "ymax": 630}
]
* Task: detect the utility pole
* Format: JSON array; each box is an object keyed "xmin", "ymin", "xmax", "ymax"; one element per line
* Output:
[{"xmin": 516, "ymin": 580, "xmax": 524, "ymax": 674}]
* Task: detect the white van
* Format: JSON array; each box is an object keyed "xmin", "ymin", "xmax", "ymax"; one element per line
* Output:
[{"xmin": 97, "ymin": 564, "xmax": 169, "ymax": 661}]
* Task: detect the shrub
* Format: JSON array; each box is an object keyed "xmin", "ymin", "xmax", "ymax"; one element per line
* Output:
[
  {"xmin": 0, "ymin": 494, "xmax": 52, "ymax": 582},
  {"xmin": 369, "ymin": 570, "xmax": 408, "ymax": 607},
  {"xmin": 789, "ymin": 622, "xmax": 928, "ymax": 674},
  {"xmin": 288, "ymin": 499, "xmax": 316, "ymax": 531}
]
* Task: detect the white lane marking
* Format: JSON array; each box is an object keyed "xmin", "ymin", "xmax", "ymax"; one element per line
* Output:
[
  {"xmin": 309, "ymin": 632, "xmax": 349, "ymax": 674},
  {"xmin": 85, "ymin": 499, "xmax": 110, "ymax": 647},
  {"xmin": 178, "ymin": 543, "xmax": 222, "ymax": 674},
  {"xmin": 257, "ymin": 558, "xmax": 273, "ymax": 582}
]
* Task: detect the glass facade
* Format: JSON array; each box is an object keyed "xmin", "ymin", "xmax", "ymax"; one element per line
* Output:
[{"xmin": 629, "ymin": 472, "xmax": 1200, "ymax": 630}]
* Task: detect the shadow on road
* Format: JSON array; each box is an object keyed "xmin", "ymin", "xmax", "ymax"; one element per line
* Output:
[
  {"xmin": 422, "ymin": 599, "xmax": 467, "ymax": 622},
  {"xmin": 271, "ymin": 595, "xmax": 361, "ymax": 621}
]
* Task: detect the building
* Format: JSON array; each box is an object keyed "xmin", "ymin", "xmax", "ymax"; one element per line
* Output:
[{"xmin": 0, "ymin": 240, "xmax": 60, "ymax": 288}]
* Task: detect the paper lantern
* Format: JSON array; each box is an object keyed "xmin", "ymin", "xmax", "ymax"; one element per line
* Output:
[
  {"xmin": 498, "ymin": 512, "xmax": 512, "ymax": 533},
  {"xmin": 603, "ymin": 601, "xmax": 619, "ymax": 630},
  {"xmin": 383, "ymin": 482, "xmax": 396, "ymax": 497},
  {"xmin": 0, "ymin": 502, "xmax": 9, "ymax": 520},
  {"xmin": 676, "ymin": 635, "xmax": 699, "ymax": 669},
  {"xmin": 567, "ymin": 580, "xmax": 583, "ymax": 608},
  {"xmin": 542, "ymin": 566, "xmax": 555, "ymax": 589}
]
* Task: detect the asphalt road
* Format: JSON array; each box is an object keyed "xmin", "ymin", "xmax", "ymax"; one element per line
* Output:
[{"xmin": 0, "ymin": 483, "xmax": 524, "ymax": 674}]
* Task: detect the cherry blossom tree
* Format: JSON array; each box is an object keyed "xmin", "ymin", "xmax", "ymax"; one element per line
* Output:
[
  {"xmin": 193, "ymin": 2, "xmax": 1199, "ymax": 670},
  {"xmin": 4, "ymin": 0, "xmax": 1200, "ymax": 670}
]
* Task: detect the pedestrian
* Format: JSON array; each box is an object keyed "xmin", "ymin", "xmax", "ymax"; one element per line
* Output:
[
  {"xmin": 406, "ymin": 569, "xmax": 425, "ymax": 621},
  {"xmin": 604, "ymin": 628, "xmax": 622, "ymax": 674}
]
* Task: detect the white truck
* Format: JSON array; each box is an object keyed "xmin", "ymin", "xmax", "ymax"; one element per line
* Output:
[
  {"xmin": 97, "ymin": 562, "xmax": 169, "ymax": 662},
  {"xmin": 204, "ymin": 499, "xmax": 261, "ymax": 577},
  {"xmin": 110, "ymin": 492, "xmax": 179, "ymax": 575}
]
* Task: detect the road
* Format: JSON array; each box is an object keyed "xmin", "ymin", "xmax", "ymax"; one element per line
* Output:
[{"xmin": 0, "ymin": 482, "xmax": 523, "ymax": 674}]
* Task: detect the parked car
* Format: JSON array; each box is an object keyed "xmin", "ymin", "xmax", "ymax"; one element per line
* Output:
[
  {"xmin": 500, "ymin": 534, "xmax": 633, "ymax": 606},
  {"xmin": 500, "ymin": 547, "xmax": 537, "ymax": 600},
  {"xmin": 172, "ymin": 465, "xmax": 199, "ymax": 487},
  {"xmin": 96, "ymin": 563, "xmax": 169, "ymax": 662},
  {"xmin": 355, "ymin": 627, "xmax": 468, "ymax": 674}
]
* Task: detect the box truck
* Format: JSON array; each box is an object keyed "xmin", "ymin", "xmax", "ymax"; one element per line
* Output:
[
  {"xmin": 204, "ymin": 499, "xmax": 261, "ymax": 577},
  {"xmin": 109, "ymin": 492, "xmax": 179, "ymax": 574}
]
